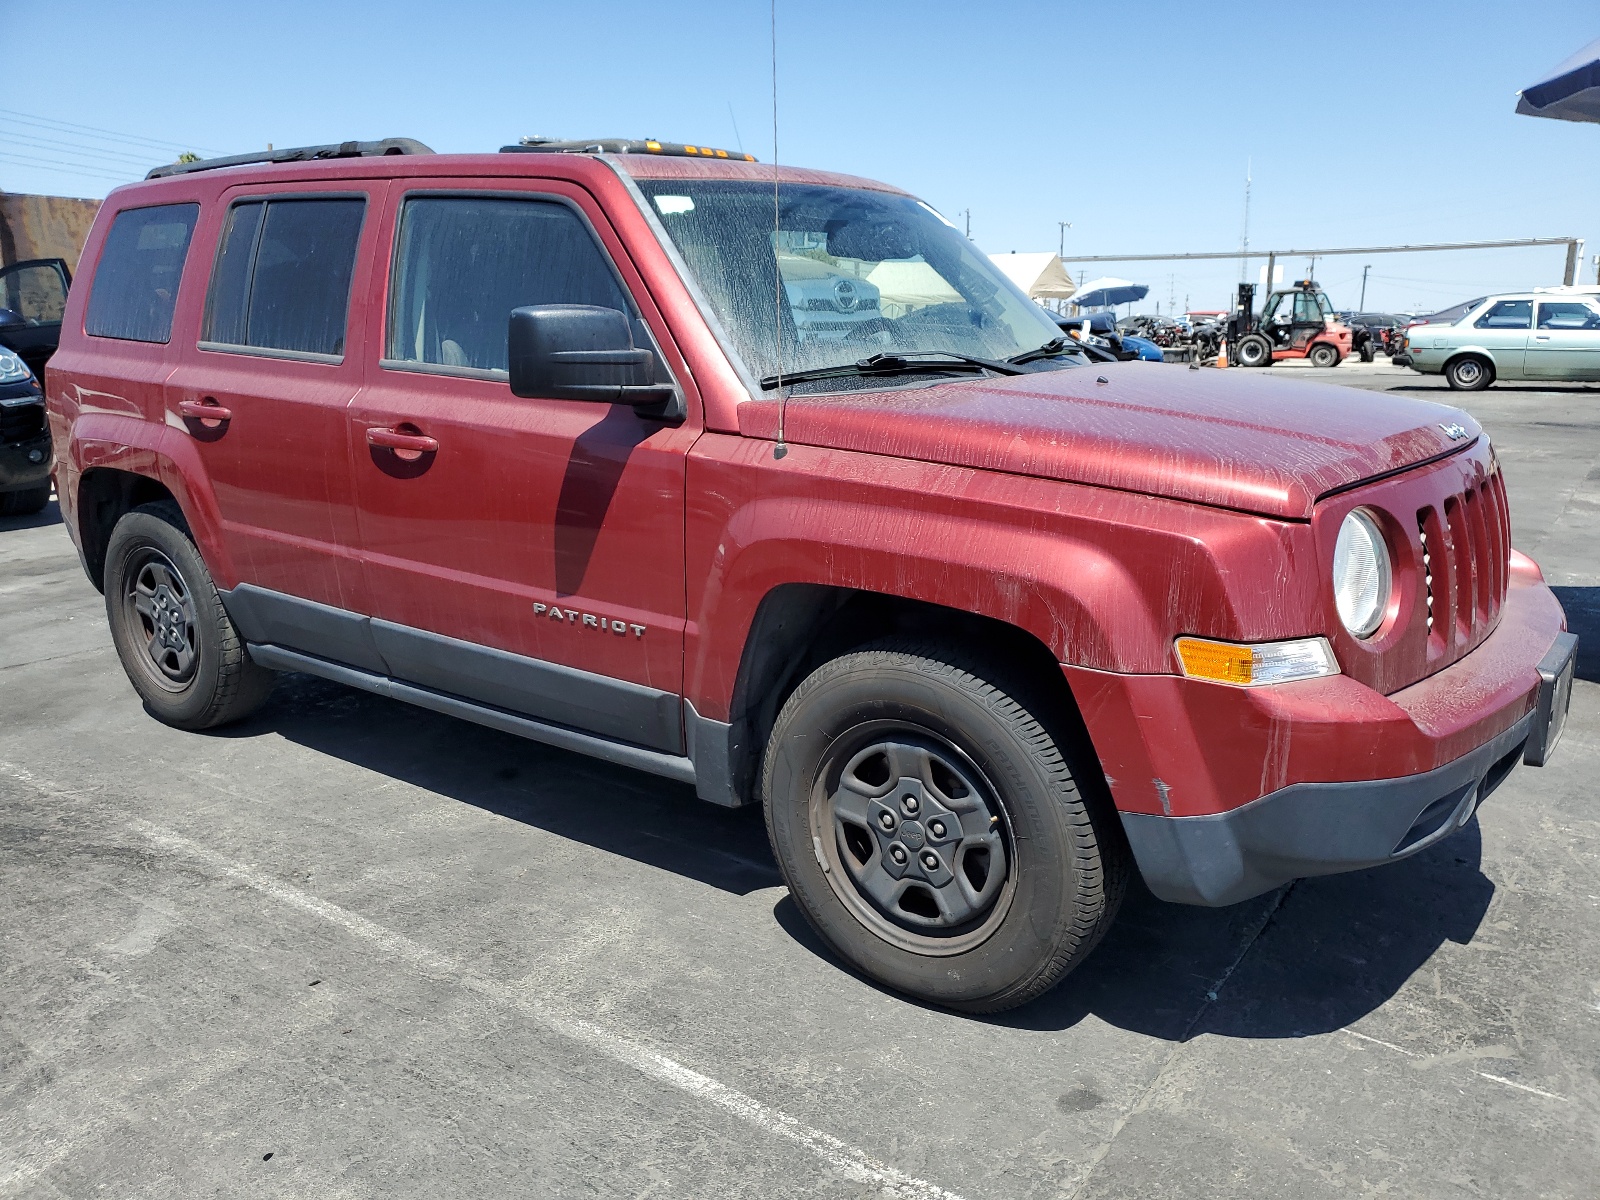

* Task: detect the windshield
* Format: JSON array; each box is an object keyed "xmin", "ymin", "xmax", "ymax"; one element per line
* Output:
[{"xmin": 634, "ymin": 179, "xmax": 1068, "ymax": 388}]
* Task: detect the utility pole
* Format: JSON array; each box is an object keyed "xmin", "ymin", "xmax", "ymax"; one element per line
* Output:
[
  {"xmin": 1058, "ymin": 221, "xmax": 1071, "ymax": 258},
  {"xmin": 1359, "ymin": 264, "xmax": 1371, "ymax": 310},
  {"xmin": 1238, "ymin": 159, "xmax": 1251, "ymax": 282}
]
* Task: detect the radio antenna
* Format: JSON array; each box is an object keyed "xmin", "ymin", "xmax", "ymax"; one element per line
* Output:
[{"xmin": 770, "ymin": 0, "xmax": 788, "ymax": 459}]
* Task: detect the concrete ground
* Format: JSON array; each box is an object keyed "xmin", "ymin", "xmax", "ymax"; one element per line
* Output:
[{"xmin": 2, "ymin": 361, "xmax": 1597, "ymax": 1199}]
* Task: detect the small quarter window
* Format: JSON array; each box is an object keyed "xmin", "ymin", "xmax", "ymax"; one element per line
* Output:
[
  {"xmin": 84, "ymin": 204, "xmax": 199, "ymax": 343},
  {"xmin": 1474, "ymin": 300, "xmax": 1532, "ymax": 330},
  {"xmin": 387, "ymin": 196, "xmax": 632, "ymax": 373},
  {"xmin": 202, "ymin": 197, "xmax": 365, "ymax": 357}
]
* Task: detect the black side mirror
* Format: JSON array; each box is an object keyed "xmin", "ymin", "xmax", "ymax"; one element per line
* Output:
[
  {"xmin": 508, "ymin": 305, "xmax": 680, "ymax": 415},
  {"xmin": 0, "ymin": 308, "xmax": 25, "ymax": 330}
]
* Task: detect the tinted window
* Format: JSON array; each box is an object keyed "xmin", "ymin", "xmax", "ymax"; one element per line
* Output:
[
  {"xmin": 387, "ymin": 197, "xmax": 632, "ymax": 373},
  {"xmin": 1536, "ymin": 301, "xmax": 1600, "ymax": 330},
  {"xmin": 1475, "ymin": 300, "xmax": 1532, "ymax": 330},
  {"xmin": 84, "ymin": 204, "xmax": 199, "ymax": 343},
  {"xmin": 202, "ymin": 197, "xmax": 365, "ymax": 357}
]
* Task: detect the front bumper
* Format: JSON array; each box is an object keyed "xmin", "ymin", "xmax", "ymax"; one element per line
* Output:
[
  {"xmin": 0, "ymin": 430, "xmax": 52, "ymax": 493},
  {"xmin": 1066, "ymin": 568, "xmax": 1573, "ymax": 906}
]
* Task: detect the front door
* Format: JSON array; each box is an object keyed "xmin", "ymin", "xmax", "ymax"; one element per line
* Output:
[
  {"xmin": 0, "ymin": 258, "xmax": 71, "ymax": 381},
  {"xmin": 164, "ymin": 185, "xmax": 382, "ymax": 647},
  {"xmin": 1463, "ymin": 298, "xmax": 1532, "ymax": 377},
  {"xmin": 348, "ymin": 182, "xmax": 696, "ymax": 752},
  {"xmin": 1526, "ymin": 299, "xmax": 1600, "ymax": 380}
]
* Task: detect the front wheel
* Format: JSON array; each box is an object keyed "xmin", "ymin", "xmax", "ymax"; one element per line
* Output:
[
  {"xmin": 104, "ymin": 500, "xmax": 276, "ymax": 730},
  {"xmin": 762, "ymin": 640, "xmax": 1126, "ymax": 1013},
  {"xmin": 1309, "ymin": 342, "xmax": 1341, "ymax": 368},
  {"xmin": 1445, "ymin": 356, "xmax": 1492, "ymax": 391},
  {"xmin": 1234, "ymin": 333, "xmax": 1273, "ymax": 367}
]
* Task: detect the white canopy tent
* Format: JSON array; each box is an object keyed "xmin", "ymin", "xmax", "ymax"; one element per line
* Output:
[{"xmin": 987, "ymin": 252, "xmax": 1078, "ymax": 301}]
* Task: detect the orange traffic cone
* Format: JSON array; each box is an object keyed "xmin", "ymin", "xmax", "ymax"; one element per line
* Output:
[{"xmin": 1214, "ymin": 339, "xmax": 1228, "ymax": 368}]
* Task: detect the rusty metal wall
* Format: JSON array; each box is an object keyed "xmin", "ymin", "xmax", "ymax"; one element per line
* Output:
[{"xmin": 0, "ymin": 193, "xmax": 103, "ymax": 272}]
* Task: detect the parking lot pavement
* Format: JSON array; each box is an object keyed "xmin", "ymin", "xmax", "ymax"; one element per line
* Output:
[{"xmin": 3, "ymin": 369, "xmax": 1598, "ymax": 1199}]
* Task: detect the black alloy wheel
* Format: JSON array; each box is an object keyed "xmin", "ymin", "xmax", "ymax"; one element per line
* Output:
[
  {"xmin": 763, "ymin": 639, "xmax": 1126, "ymax": 1013},
  {"xmin": 1235, "ymin": 333, "xmax": 1272, "ymax": 367},
  {"xmin": 104, "ymin": 501, "xmax": 276, "ymax": 729}
]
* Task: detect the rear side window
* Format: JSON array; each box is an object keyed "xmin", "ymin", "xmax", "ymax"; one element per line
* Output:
[
  {"xmin": 202, "ymin": 197, "xmax": 365, "ymax": 358},
  {"xmin": 386, "ymin": 196, "xmax": 631, "ymax": 373},
  {"xmin": 84, "ymin": 204, "xmax": 199, "ymax": 343}
]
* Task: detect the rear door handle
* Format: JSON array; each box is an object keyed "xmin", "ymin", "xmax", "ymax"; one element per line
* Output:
[
  {"xmin": 365, "ymin": 425, "xmax": 439, "ymax": 460},
  {"xmin": 178, "ymin": 398, "xmax": 232, "ymax": 426}
]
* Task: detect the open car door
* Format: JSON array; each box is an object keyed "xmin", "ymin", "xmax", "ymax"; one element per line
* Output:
[{"xmin": 0, "ymin": 258, "xmax": 72, "ymax": 382}]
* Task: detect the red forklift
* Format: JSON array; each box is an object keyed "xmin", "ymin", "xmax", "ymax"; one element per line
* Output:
[{"xmin": 1227, "ymin": 279, "xmax": 1352, "ymax": 368}]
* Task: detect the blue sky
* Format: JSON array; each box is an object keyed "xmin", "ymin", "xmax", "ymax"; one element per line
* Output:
[{"xmin": 5, "ymin": 0, "xmax": 1596, "ymax": 314}]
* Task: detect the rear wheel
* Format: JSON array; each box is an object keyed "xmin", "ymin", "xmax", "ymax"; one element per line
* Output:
[
  {"xmin": 1309, "ymin": 342, "xmax": 1341, "ymax": 367},
  {"xmin": 1358, "ymin": 342, "xmax": 1376, "ymax": 363},
  {"xmin": 0, "ymin": 485, "xmax": 50, "ymax": 516},
  {"xmin": 1235, "ymin": 333, "xmax": 1273, "ymax": 367},
  {"xmin": 104, "ymin": 500, "xmax": 275, "ymax": 730},
  {"xmin": 762, "ymin": 639, "xmax": 1126, "ymax": 1013},
  {"xmin": 1445, "ymin": 356, "xmax": 1492, "ymax": 391}
]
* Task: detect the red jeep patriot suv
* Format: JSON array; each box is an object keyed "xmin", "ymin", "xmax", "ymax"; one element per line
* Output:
[{"xmin": 46, "ymin": 137, "xmax": 1576, "ymax": 1012}]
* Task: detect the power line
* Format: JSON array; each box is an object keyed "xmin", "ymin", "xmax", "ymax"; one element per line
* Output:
[
  {"xmin": 0, "ymin": 142, "xmax": 143, "ymax": 180},
  {"xmin": 0, "ymin": 151, "xmax": 131, "ymax": 184},
  {"xmin": 0, "ymin": 107, "xmax": 221, "ymax": 156},
  {"xmin": 0, "ymin": 129, "xmax": 162, "ymax": 168}
]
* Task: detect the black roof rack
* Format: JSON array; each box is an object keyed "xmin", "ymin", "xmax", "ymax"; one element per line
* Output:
[
  {"xmin": 501, "ymin": 136, "xmax": 756, "ymax": 163},
  {"xmin": 146, "ymin": 138, "xmax": 434, "ymax": 180}
]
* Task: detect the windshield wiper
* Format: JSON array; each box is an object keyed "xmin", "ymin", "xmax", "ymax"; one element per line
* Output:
[
  {"xmin": 1005, "ymin": 336, "xmax": 1083, "ymax": 365},
  {"xmin": 759, "ymin": 350, "xmax": 1025, "ymax": 391}
]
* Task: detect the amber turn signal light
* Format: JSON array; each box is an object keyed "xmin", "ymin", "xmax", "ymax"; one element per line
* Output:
[{"xmin": 1175, "ymin": 636, "xmax": 1339, "ymax": 687}]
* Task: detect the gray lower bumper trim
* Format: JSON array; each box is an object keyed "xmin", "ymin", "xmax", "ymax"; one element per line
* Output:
[{"xmin": 1121, "ymin": 713, "xmax": 1534, "ymax": 907}]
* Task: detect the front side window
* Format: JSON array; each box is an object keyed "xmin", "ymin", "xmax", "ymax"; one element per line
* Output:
[
  {"xmin": 1293, "ymin": 292, "xmax": 1323, "ymax": 323},
  {"xmin": 633, "ymin": 179, "xmax": 1065, "ymax": 388},
  {"xmin": 84, "ymin": 204, "xmax": 199, "ymax": 343},
  {"xmin": 1536, "ymin": 301, "xmax": 1600, "ymax": 330},
  {"xmin": 1475, "ymin": 300, "xmax": 1532, "ymax": 330},
  {"xmin": 0, "ymin": 262, "xmax": 69, "ymax": 325},
  {"xmin": 387, "ymin": 196, "xmax": 631, "ymax": 373},
  {"xmin": 202, "ymin": 197, "xmax": 365, "ymax": 357}
]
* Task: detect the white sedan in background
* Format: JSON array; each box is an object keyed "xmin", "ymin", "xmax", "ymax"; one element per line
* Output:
[{"xmin": 1403, "ymin": 289, "xmax": 1600, "ymax": 389}]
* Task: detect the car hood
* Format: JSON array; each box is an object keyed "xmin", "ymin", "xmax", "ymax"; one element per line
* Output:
[{"xmin": 737, "ymin": 363, "xmax": 1480, "ymax": 519}]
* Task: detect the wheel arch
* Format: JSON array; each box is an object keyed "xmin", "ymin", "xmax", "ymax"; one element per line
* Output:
[
  {"xmin": 68, "ymin": 412, "xmax": 236, "ymax": 592},
  {"xmin": 1442, "ymin": 349, "xmax": 1496, "ymax": 383}
]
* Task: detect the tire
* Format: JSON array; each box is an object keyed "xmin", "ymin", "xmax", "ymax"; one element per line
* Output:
[
  {"xmin": 1309, "ymin": 342, "xmax": 1341, "ymax": 368},
  {"xmin": 1445, "ymin": 356, "xmax": 1492, "ymax": 391},
  {"xmin": 762, "ymin": 639, "xmax": 1127, "ymax": 1013},
  {"xmin": 1359, "ymin": 342, "xmax": 1376, "ymax": 363},
  {"xmin": 0, "ymin": 485, "xmax": 50, "ymax": 516},
  {"xmin": 104, "ymin": 500, "xmax": 276, "ymax": 730},
  {"xmin": 1235, "ymin": 333, "xmax": 1272, "ymax": 367}
]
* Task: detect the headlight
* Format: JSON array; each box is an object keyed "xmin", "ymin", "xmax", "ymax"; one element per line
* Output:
[
  {"xmin": 0, "ymin": 348, "xmax": 32, "ymax": 386},
  {"xmin": 1333, "ymin": 509, "xmax": 1392, "ymax": 638}
]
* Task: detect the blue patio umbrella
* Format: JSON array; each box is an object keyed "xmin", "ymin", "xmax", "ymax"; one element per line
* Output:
[
  {"xmin": 1071, "ymin": 277, "xmax": 1150, "ymax": 308},
  {"xmin": 1517, "ymin": 36, "xmax": 1600, "ymax": 124}
]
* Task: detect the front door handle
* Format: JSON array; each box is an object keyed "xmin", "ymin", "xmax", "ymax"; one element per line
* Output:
[
  {"xmin": 1535, "ymin": 334, "xmax": 1552, "ymax": 341},
  {"xmin": 366, "ymin": 425, "xmax": 439, "ymax": 462},
  {"xmin": 178, "ymin": 397, "xmax": 232, "ymax": 427}
]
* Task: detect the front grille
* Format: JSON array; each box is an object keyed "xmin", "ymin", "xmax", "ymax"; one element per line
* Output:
[
  {"xmin": 1416, "ymin": 470, "xmax": 1510, "ymax": 657},
  {"xmin": 0, "ymin": 401, "xmax": 45, "ymax": 445}
]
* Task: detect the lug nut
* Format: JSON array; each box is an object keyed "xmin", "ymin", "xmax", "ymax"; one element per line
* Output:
[
  {"xmin": 878, "ymin": 812, "xmax": 895, "ymax": 831},
  {"xmin": 902, "ymin": 794, "xmax": 920, "ymax": 814},
  {"xmin": 929, "ymin": 820, "xmax": 946, "ymax": 838},
  {"xmin": 920, "ymin": 852, "xmax": 940, "ymax": 870},
  {"xmin": 890, "ymin": 845, "xmax": 908, "ymax": 864}
]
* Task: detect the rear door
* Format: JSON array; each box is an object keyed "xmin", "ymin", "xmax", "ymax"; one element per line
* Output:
[
  {"xmin": 163, "ymin": 184, "xmax": 383, "ymax": 654},
  {"xmin": 1526, "ymin": 299, "xmax": 1600, "ymax": 379},
  {"xmin": 347, "ymin": 180, "xmax": 697, "ymax": 752}
]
